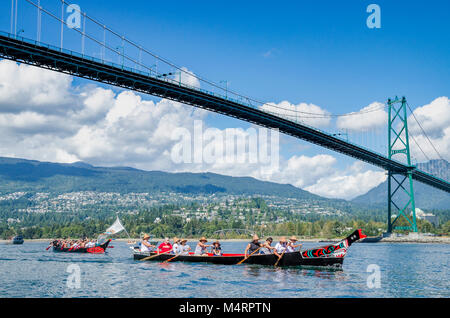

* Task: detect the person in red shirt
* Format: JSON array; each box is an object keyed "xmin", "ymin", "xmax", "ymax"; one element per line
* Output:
[{"xmin": 158, "ymin": 237, "xmax": 173, "ymax": 254}]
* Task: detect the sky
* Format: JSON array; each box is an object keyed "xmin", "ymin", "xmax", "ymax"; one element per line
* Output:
[{"xmin": 0, "ymin": 0, "xmax": 448, "ymax": 200}]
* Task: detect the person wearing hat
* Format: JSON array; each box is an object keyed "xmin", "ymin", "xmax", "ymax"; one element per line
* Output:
[
  {"xmin": 194, "ymin": 237, "xmax": 211, "ymax": 256},
  {"xmin": 260, "ymin": 237, "xmax": 276, "ymax": 254},
  {"xmin": 287, "ymin": 235, "xmax": 302, "ymax": 253},
  {"xmin": 274, "ymin": 236, "xmax": 288, "ymax": 257},
  {"xmin": 172, "ymin": 237, "xmax": 181, "ymax": 254},
  {"xmin": 179, "ymin": 239, "xmax": 191, "ymax": 255},
  {"xmin": 157, "ymin": 237, "xmax": 173, "ymax": 254},
  {"xmin": 244, "ymin": 234, "xmax": 262, "ymax": 258},
  {"xmin": 140, "ymin": 234, "xmax": 156, "ymax": 253},
  {"xmin": 211, "ymin": 241, "xmax": 222, "ymax": 256}
]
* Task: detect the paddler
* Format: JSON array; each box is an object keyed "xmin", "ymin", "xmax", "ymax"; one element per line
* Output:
[
  {"xmin": 287, "ymin": 235, "xmax": 302, "ymax": 252},
  {"xmin": 157, "ymin": 237, "xmax": 173, "ymax": 254},
  {"xmin": 211, "ymin": 241, "xmax": 222, "ymax": 256},
  {"xmin": 274, "ymin": 236, "xmax": 288, "ymax": 257},
  {"xmin": 179, "ymin": 239, "xmax": 191, "ymax": 255},
  {"xmin": 244, "ymin": 234, "xmax": 262, "ymax": 257},
  {"xmin": 140, "ymin": 234, "xmax": 155, "ymax": 253},
  {"xmin": 260, "ymin": 237, "xmax": 276, "ymax": 254},
  {"xmin": 172, "ymin": 237, "xmax": 181, "ymax": 254},
  {"xmin": 194, "ymin": 237, "xmax": 211, "ymax": 256}
]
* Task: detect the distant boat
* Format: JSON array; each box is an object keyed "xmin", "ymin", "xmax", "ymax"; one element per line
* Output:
[
  {"xmin": 12, "ymin": 236, "xmax": 24, "ymax": 245},
  {"xmin": 51, "ymin": 240, "xmax": 111, "ymax": 254},
  {"xmin": 359, "ymin": 235, "xmax": 383, "ymax": 243}
]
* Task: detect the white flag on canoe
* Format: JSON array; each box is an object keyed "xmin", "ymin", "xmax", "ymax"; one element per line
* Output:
[{"xmin": 105, "ymin": 217, "xmax": 125, "ymax": 235}]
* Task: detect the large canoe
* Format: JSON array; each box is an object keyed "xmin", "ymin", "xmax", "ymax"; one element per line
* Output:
[
  {"xmin": 52, "ymin": 239, "xmax": 111, "ymax": 254},
  {"xmin": 133, "ymin": 229, "xmax": 366, "ymax": 268}
]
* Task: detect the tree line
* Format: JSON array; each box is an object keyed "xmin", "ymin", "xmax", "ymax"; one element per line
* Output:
[{"xmin": 1, "ymin": 204, "xmax": 448, "ymax": 240}]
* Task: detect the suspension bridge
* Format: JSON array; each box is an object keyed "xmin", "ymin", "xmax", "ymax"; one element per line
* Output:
[{"xmin": 0, "ymin": 0, "xmax": 449, "ymax": 233}]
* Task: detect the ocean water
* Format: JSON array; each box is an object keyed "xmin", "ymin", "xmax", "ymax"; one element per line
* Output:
[{"xmin": 0, "ymin": 241, "xmax": 448, "ymax": 298}]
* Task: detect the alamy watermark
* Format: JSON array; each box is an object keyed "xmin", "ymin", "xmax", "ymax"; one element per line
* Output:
[
  {"xmin": 366, "ymin": 4, "xmax": 381, "ymax": 29},
  {"xmin": 366, "ymin": 264, "xmax": 381, "ymax": 289},
  {"xmin": 66, "ymin": 264, "xmax": 81, "ymax": 289},
  {"xmin": 66, "ymin": 4, "xmax": 81, "ymax": 29}
]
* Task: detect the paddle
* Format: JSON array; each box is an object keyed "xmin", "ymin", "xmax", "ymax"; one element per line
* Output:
[
  {"xmin": 164, "ymin": 253, "xmax": 181, "ymax": 263},
  {"xmin": 140, "ymin": 250, "xmax": 172, "ymax": 261},
  {"xmin": 237, "ymin": 247, "xmax": 262, "ymax": 265},
  {"xmin": 274, "ymin": 250, "xmax": 286, "ymax": 267}
]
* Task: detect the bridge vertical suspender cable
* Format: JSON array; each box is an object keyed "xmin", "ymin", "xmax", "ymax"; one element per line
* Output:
[
  {"xmin": 36, "ymin": 0, "xmax": 41, "ymax": 43},
  {"xmin": 60, "ymin": 0, "xmax": 64, "ymax": 51},
  {"xmin": 10, "ymin": 0, "xmax": 14, "ymax": 34},
  {"xmin": 14, "ymin": 0, "xmax": 18, "ymax": 36}
]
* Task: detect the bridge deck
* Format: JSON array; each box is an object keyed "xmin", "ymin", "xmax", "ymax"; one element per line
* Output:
[{"xmin": 0, "ymin": 33, "xmax": 448, "ymax": 193}]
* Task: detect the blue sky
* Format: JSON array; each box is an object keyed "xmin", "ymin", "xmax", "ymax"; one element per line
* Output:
[{"xmin": 0, "ymin": 1, "xmax": 448, "ymax": 199}]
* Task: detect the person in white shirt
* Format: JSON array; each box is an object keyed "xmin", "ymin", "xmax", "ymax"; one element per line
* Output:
[
  {"xmin": 140, "ymin": 234, "xmax": 155, "ymax": 253},
  {"xmin": 274, "ymin": 237, "xmax": 288, "ymax": 258},
  {"xmin": 287, "ymin": 236, "xmax": 302, "ymax": 252},
  {"xmin": 172, "ymin": 237, "xmax": 181, "ymax": 254},
  {"xmin": 179, "ymin": 239, "xmax": 191, "ymax": 255}
]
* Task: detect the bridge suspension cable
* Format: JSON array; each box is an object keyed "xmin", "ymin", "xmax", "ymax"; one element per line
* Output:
[
  {"xmin": 406, "ymin": 102, "xmax": 444, "ymax": 161},
  {"xmin": 409, "ymin": 132, "xmax": 431, "ymax": 162}
]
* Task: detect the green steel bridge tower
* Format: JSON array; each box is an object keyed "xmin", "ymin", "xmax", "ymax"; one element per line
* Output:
[{"xmin": 387, "ymin": 96, "xmax": 418, "ymax": 233}]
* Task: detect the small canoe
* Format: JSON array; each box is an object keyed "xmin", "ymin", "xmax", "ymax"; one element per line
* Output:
[
  {"xmin": 51, "ymin": 239, "xmax": 111, "ymax": 254},
  {"xmin": 133, "ymin": 229, "xmax": 366, "ymax": 268}
]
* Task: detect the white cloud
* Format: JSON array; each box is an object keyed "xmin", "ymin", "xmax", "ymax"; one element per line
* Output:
[
  {"xmin": 261, "ymin": 154, "xmax": 336, "ymax": 188},
  {"xmin": 0, "ymin": 60, "xmax": 74, "ymax": 114},
  {"xmin": 179, "ymin": 67, "xmax": 201, "ymax": 88},
  {"xmin": 260, "ymin": 101, "xmax": 331, "ymax": 128},
  {"xmin": 336, "ymin": 102, "xmax": 387, "ymax": 131},
  {"xmin": 1, "ymin": 60, "xmax": 440, "ymax": 200},
  {"xmin": 407, "ymin": 97, "xmax": 450, "ymax": 161},
  {"xmin": 304, "ymin": 161, "xmax": 387, "ymax": 200}
]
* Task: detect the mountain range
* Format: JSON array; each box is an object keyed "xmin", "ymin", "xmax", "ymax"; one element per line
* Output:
[
  {"xmin": 0, "ymin": 157, "xmax": 323, "ymax": 200},
  {"xmin": 352, "ymin": 159, "xmax": 450, "ymax": 210},
  {"xmin": 0, "ymin": 156, "xmax": 447, "ymax": 210}
]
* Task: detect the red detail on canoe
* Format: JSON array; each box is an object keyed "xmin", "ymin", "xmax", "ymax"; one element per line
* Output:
[
  {"xmin": 358, "ymin": 229, "xmax": 367, "ymax": 239},
  {"xmin": 86, "ymin": 246, "xmax": 105, "ymax": 254},
  {"xmin": 184, "ymin": 252, "xmax": 245, "ymax": 257},
  {"xmin": 221, "ymin": 253, "xmax": 245, "ymax": 257}
]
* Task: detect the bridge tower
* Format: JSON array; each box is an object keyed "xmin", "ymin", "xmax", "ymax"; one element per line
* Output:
[{"xmin": 387, "ymin": 96, "xmax": 418, "ymax": 233}]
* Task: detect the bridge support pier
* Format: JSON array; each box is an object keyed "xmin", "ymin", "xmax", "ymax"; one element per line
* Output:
[{"xmin": 387, "ymin": 97, "xmax": 418, "ymax": 233}]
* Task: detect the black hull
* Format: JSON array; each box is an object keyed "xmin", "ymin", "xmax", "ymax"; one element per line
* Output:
[
  {"xmin": 133, "ymin": 251, "xmax": 344, "ymax": 268},
  {"xmin": 133, "ymin": 229, "xmax": 366, "ymax": 268},
  {"xmin": 52, "ymin": 240, "xmax": 111, "ymax": 253}
]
